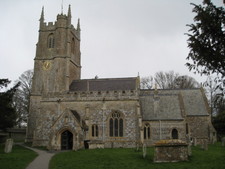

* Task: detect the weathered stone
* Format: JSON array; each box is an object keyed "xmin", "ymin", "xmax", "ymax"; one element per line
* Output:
[
  {"xmin": 135, "ymin": 142, "xmax": 140, "ymax": 151},
  {"xmin": 154, "ymin": 139, "xmax": 188, "ymax": 163},
  {"xmin": 193, "ymin": 138, "xmax": 197, "ymax": 146},
  {"xmin": 4, "ymin": 139, "xmax": 13, "ymax": 153},
  {"xmin": 88, "ymin": 140, "xmax": 104, "ymax": 149},
  {"xmin": 142, "ymin": 144, "xmax": 147, "ymax": 158},
  {"xmin": 188, "ymin": 144, "xmax": 192, "ymax": 156}
]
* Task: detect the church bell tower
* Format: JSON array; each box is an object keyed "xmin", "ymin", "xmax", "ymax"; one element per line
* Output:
[{"xmin": 32, "ymin": 5, "xmax": 81, "ymax": 94}]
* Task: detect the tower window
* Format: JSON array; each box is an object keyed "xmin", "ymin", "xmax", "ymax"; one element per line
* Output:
[
  {"xmin": 92, "ymin": 124, "xmax": 98, "ymax": 137},
  {"xmin": 48, "ymin": 33, "xmax": 55, "ymax": 48},
  {"xmin": 71, "ymin": 38, "xmax": 75, "ymax": 54},
  {"xmin": 109, "ymin": 111, "xmax": 123, "ymax": 137},
  {"xmin": 144, "ymin": 123, "xmax": 150, "ymax": 140}
]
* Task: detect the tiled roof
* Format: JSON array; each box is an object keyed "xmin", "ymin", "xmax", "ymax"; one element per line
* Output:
[
  {"xmin": 69, "ymin": 77, "xmax": 137, "ymax": 91},
  {"xmin": 140, "ymin": 88, "xmax": 209, "ymax": 120},
  {"xmin": 179, "ymin": 90, "xmax": 209, "ymax": 116},
  {"xmin": 140, "ymin": 94, "xmax": 183, "ymax": 120}
]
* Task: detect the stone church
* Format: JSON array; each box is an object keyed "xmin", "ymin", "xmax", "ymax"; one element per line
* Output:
[{"xmin": 27, "ymin": 6, "xmax": 216, "ymax": 150}]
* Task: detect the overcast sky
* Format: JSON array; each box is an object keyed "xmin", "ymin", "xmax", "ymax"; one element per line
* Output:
[{"xmin": 0, "ymin": 0, "xmax": 224, "ymax": 85}]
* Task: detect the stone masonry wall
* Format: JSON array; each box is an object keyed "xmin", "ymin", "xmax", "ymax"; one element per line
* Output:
[
  {"xmin": 32, "ymin": 92, "xmax": 139, "ymax": 149},
  {"xmin": 186, "ymin": 116, "xmax": 210, "ymax": 144},
  {"xmin": 143, "ymin": 120, "xmax": 186, "ymax": 146}
]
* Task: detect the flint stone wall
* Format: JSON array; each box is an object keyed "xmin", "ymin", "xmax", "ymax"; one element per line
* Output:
[{"xmin": 30, "ymin": 92, "xmax": 139, "ymax": 149}]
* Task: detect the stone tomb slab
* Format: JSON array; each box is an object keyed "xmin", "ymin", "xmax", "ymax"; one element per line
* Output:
[{"xmin": 154, "ymin": 139, "xmax": 188, "ymax": 163}]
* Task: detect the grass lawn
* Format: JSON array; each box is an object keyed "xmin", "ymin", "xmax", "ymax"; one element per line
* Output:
[
  {"xmin": 0, "ymin": 144, "xmax": 38, "ymax": 169},
  {"xmin": 50, "ymin": 142, "xmax": 225, "ymax": 169}
]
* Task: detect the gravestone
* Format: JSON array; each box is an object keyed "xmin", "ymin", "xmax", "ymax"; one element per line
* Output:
[
  {"xmin": 186, "ymin": 135, "xmax": 192, "ymax": 156},
  {"xmin": 201, "ymin": 143, "xmax": 204, "ymax": 149},
  {"xmin": 188, "ymin": 144, "xmax": 192, "ymax": 156},
  {"xmin": 136, "ymin": 142, "xmax": 140, "ymax": 151},
  {"xmin": 142, "ymin": 144, "xmax": 147, "ymax": 158},
  {"xmin": 193, "ymin": 138, "xmax": 197, "ymax": 146},
  {"xmin": 4, "ymin": 139, "xmax": 13, "ymax": 153},
  {"xmin": 221, "ymin": 137, "xmax": 225, "ymax": 146},
  {"xmin": 203, "ymin": 140, "xmax": 208, "ymax": 151}
]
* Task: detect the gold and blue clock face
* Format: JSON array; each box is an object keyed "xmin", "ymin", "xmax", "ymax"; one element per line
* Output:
[{"xmin": 42, "ymin": 61, "xmax": 51, "ymax": 70}]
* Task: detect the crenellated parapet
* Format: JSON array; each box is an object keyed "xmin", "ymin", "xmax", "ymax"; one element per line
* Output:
[{"xmin": 39, "ymin": 6, "xmax": 80, "ymax": 39}]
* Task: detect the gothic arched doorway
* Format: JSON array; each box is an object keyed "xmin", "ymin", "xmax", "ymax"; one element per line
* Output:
[
  {"xmin": 172, "ymin": 129, "xmax": 178, "ymax": 139},
  {"xmin": 61, "ymin": 130, "xmax": 73, "ymax": 150}
]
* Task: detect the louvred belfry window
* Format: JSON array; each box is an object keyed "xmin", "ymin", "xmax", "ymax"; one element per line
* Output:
[{"xmin": 47, "ymin": 33, "xmax": 55, "ymax": 48}]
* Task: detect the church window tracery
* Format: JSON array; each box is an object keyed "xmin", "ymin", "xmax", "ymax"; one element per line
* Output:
[
  {"xmin": 144, "ymin": 123, "xmax": 150, "ymax": 139},
  {"xmin": 92, "ymin": 124, "xmax": 98, "ymax": 137},
  {"xmin": 109, "ymin": 111, "xmax": 123, "ymax": 137}
]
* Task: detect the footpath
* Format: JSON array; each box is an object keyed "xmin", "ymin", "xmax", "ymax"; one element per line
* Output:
[{"xmin": 22, "ymin": 146, "xmax": 55, "ymax": 169}]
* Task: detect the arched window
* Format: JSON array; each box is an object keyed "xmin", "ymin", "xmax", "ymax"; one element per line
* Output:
[
  {"xmin": 172, "ymin": 128, "xmax": 178, "ymax": 139},
  {"xmin": 47, "ymin": 33, "xmax": 55, "ymax": 48},
  {"xmin": 71, "ymin": 38, "xmax": 75, "ymax": 54},
  {"xmin": 92, "ymin": 124, "xmax": 98, "ymax": 137},
  {"xmin": 109, "ymin": 111, "xmax": 123, "ymax": 137},
  {"xmin": 144, "ymin": 123, "xmax": 150, "ymax": 140},
  {"xmin": 186, "ymin": 123, "xmax": 189, "ymax": 134}
]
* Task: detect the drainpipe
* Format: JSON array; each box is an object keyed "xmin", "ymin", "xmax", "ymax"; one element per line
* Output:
[
  {"xmin": 102, "ymin": 100, "xmax": 106, "ymax": 142},
  {"xmin": 159, "ymin": 120, "xmax": 162, "ymax": 140},
  {"xmin": 102, "ymin": 108, "xmax": 104, "ymax": 142}
]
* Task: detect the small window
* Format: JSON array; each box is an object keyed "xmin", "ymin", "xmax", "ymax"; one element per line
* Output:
[
  {"xmin": 47, "ymin": 33, "xmax": 55, "ymax": 48},
  {"xmin": 92, "ymin": 124, "xmax": 98, "ymax": 137},
  {"xmin": 110, "ymin": 119, "xmax": 113, "ymax": 137},
  {"xmin": 144, "ymin": 123, "xmax": 150, "ymax": 140},
  {"xmin": 186, "ymin": 123, "xmax": 189, "ymax": 134},
  {"xmin": 109, "ymin": 111, "xmax": 123, "ymax": 137},
  {"xmin": 71, "ymin": 38, "xmax": 75, "ymax": 54},
  {"xmin": 172, "ymin": 129, "xmax": 178, "ymax": 139}
]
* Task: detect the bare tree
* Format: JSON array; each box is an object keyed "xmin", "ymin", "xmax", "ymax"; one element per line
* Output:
[
  {"xmin": 141, "ymin": 71, "xmax": 200, "ymax": 90},
  {"xmin": 175, "ymin": 75, "xmax": 200, "ymax": 89},
  {"xmin": 13, "ymin": 69, "xmax": 33, "ymax": 127},
  {"xmin": 154, "ymin": 71, "xmax": 179, "ymax": 89},
  {"xmin": 140, "ymin": 76, "xmax": 153, "ymax": 89},
  {"xmin": 204, "ymin": 76, "xmax": 224, "ymax": 117}
]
